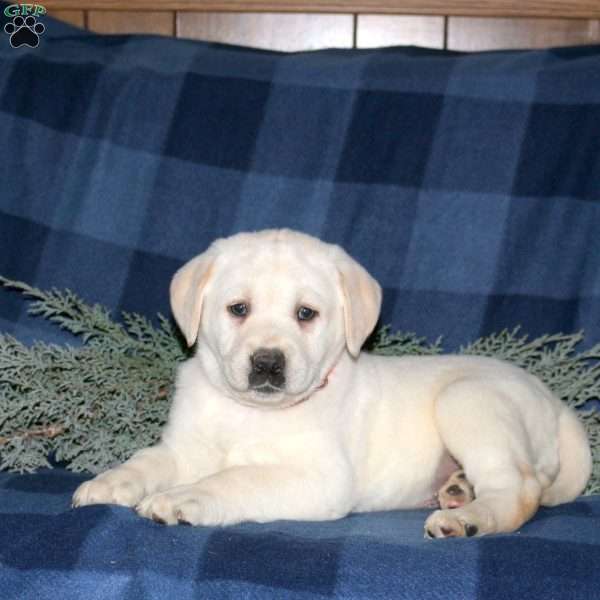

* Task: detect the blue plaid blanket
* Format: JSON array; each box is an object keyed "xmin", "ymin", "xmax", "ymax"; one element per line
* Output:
[
  {"xmin": 1, "ymin": 469, "xmax": 600, "ymax": 600},
  {"xmin": 1, "ymin": 7, "xmax": 600, "ymax": 600},
  {"xmin": 1, "ymin": 10, "xmax": 599, "ymax": 351}
]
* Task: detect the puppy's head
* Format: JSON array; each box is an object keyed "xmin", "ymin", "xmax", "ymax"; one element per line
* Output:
[{"xmin": 170, "ymin": 229, "xmax": 381, "ymax": 409}]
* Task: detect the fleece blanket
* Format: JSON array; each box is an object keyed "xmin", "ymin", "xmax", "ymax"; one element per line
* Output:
[
  {"xmin": 0, "ymin": 10, "xmax": 599, "ymax": 352},
  {"xmin": 1, "ymin": 469, "xmax": 600, "ymax": 600},
  {"xmin": 1, "ymin": 8, "xmax": 600, "ymax": 600}
]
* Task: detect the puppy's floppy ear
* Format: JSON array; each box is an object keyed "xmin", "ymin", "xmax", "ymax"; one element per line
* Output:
[
  {"xmin": 336, "ymin": 251, "xmax": 382, "ymax": 358},
  {"xmin": 170, "ymin": 252, "xmax": 214, "ymax": 347}
]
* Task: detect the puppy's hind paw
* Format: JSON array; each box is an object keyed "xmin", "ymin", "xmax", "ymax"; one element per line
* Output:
[
  {"xmin": 424, "ymin": 508, "xmax": 480, "ymax": 539},
  {"xmin": 437, "ymin": 470, "xmax": 475, "ymax": 510}
]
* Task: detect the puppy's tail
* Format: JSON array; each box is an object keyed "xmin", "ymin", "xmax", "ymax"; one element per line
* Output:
[{"xmin": 541, "ymin": 407, "xmax": 592, "ymax": 506}]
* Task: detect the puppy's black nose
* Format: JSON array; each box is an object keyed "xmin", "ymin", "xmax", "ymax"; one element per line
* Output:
[{"xmin": 249, "ymin": 348, "xmax": 286, "ymax": 391}]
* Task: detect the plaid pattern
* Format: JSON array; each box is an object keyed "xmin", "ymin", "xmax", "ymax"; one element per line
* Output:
[
  {"xmin": 1, "ymin": 13, "xmax": 600, "ymax": 351},
  {"xmin": 2, "ymin": 9, "xmax": 600, "ymax": 600},
  {"xmin": 1, "ymin": 469, "xmax": 599, "ymax": 600}
]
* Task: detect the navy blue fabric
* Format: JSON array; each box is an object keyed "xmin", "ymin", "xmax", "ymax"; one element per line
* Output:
[
  {"xmin": 1, "ymin": 11, "xmax": 600, "ymax": 350},
  {"xmin": 1, "ymin": 469, "xmax": 599, "ymax": 600},
  {"xmin": 2, "ymin": 9, "xmax": 600, "ymax": 600}
]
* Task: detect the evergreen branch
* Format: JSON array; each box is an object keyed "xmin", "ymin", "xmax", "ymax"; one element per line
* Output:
[
  {"xmin": 367, "ymin": 325, "xmax": 443, "ymax": 355},
  {"xmin": 0, "ymin": 278, "xmax": 598, "ymax": 495},
  {"xmin": 0, "ymin": 423, "xmax": 65, "ymax": 445},
  {"xmin": 0, "ymin": 277, "xmax": 125, "ymax": 343}
]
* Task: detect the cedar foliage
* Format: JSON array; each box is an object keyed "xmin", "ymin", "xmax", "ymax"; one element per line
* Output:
[{"xmin": 1, "ymin": 278, "xmax": 598, "ymax": 494}]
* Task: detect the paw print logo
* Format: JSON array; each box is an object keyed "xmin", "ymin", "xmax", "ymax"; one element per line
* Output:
[{"xmin": 4, "ymin": 15, "xmax": 45, "ymax": 48}]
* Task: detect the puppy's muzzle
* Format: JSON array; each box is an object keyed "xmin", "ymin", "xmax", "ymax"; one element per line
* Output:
[{"xmin": 249, "ymin": 348, "xmax": 286, "ymax": 393}]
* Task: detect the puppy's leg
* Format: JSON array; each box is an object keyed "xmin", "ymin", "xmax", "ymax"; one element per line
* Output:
[
  {"xmin": 437, "ymin": 470, "xmax": 475, "ymax": 510},
  {"xmin": 425, "ymin": 379, "xmax": 543, "ymax": 538},
  {"xmin": 136, "ymin": 464, "xmax": 353, "ymax": 526},
  {"xmin": 72, "ymin": 442, "xmax": 214, "ymax": 509}
]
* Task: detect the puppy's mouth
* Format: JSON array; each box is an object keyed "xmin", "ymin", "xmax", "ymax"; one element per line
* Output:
[
  {"xmin": 241, "ymin": 384, "xmax": 294, "ymax": 408},
  {"xmin": 229, "ymin": 381, "xmax": 314, "ymax": 410},
  {"xmin": 250, "ymin": 382, "xmax": 284, "ymax": 395},
  {"xmin": 237, "ymin": 394, "xmax": 309, "ymax": 410}
]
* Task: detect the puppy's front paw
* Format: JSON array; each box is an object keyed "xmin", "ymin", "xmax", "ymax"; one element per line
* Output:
[
  {"xmin": 136, "ymin": 486, "xmax": 223, "ymax": 526},
  {"xmin": 424, "ymin": 508, "xmax": 482, "ymax": 539},
  {"xmin": 72, "ymin": 470, "xmax": 146, "ymax": 508}
]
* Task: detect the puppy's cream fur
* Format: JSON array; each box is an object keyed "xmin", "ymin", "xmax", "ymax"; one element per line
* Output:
[{"xmin": 73, "ymin": 229, "xmax": 591, "ymax": 537}]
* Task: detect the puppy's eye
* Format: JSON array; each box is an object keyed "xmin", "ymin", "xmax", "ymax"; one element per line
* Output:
[
  {"xmin": 297, "ymin": 306, "xmax": 318, "ymax": 322},
  {"xmin": 228, "ymin": 303, "xmax": 249, "ymax": 318}
]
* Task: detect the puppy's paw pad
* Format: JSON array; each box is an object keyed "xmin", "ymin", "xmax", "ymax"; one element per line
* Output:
[{"xmin": 437, "ymin": 470, "xmax": 475, "ymax": 510}]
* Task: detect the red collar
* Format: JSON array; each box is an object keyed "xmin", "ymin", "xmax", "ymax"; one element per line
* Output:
[{"xmin": 316, "ymin": 361, "xmax": 338, "ymax": 390}]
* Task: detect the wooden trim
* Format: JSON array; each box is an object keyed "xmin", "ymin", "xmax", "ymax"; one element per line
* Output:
[
  {"xmin": 40, "ymin": 1, "xmax": 600, "ymax": 19},
  {"xmin": 448, "ymin": 17, "xmax": 600, "ymax": 50},
  {"xmin": 177, "ymin": 13, "xmax": 354, "ymax": 50},
  {"xmin": 356, "ymin": 15, "xmax": 445, "ymax": 48},
  {"xmin": 88, "ymin": 10, "xmax": 176, "ymax": 34}
]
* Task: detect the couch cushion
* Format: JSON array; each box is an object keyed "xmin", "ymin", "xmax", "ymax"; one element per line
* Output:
[{"xmin": 1, "ymin": 11, "xmax": 599, "ymax": 349}]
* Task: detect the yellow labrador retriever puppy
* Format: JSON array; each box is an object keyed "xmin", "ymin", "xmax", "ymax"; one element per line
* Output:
[{"xmin": 73, "ymin": 229, "xmax": 591, "ymax": 538}]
